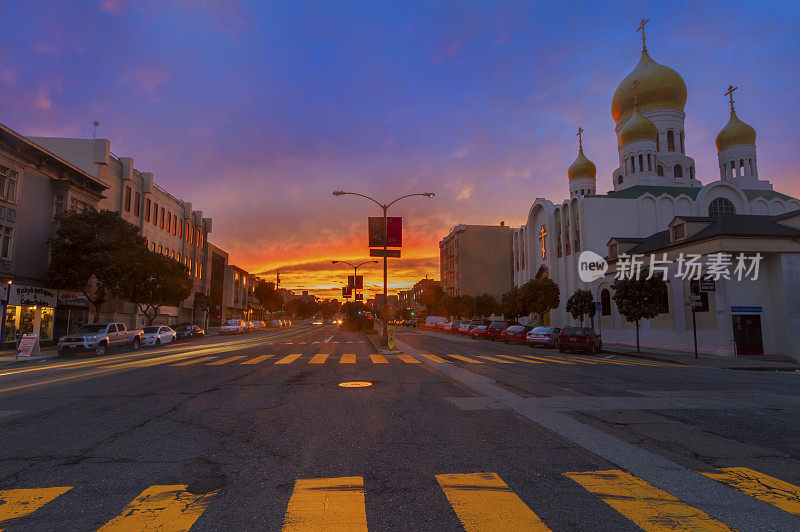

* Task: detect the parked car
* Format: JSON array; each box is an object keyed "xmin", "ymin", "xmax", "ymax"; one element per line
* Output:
[
  {"xmin": 466, "ymin": 319, "xmax": 489, "ymax": 332},
  {"xmin": 558, "ymin": 327, "xmax": 602, "ymax": 354},
  {"xmin": 219, "ymin": 319, "xmax": 246, "ymax": 335},
  {"xmin": 58, "ymin": 322, "xmax": 143, "ymax": 357},
  {"xmin": 486, "ymin": 320, "xmax": 518, "ymax": 341},
  {"xmin": 448, "ymin": 320, "xmax": 463, "ymax": 332},
  {"xmin": 175, "ymin": 324, "xmax": 205, "ymax": 341},
  {"xmin": 501, "ymin": 325, "xmax": 532, "ymax": 344},
  {"xmin": 458, "ymin": 322, "xmax": 471, "ymax": 334},
  {"xmin": 526, "ymin": 326, "xmax": 561, "ymax": 348},
  {"xmin": 470, "ymin": 325, "xmax": 489, "ymax": 339},
  {"xmin": 141, "ymin": 326, "xmax": 177, "ymax": 346},
  {"xmin": 312, "ymin": 318, "xmax": 323, "ymax": 325},
  {"xmin": 252, "ymin": 321, "xmax": 266, "ymax": 331}
]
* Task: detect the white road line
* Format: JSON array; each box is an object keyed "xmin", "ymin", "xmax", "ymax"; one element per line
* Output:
[{"xmin": 324, "ymin": 336, "xmax": 333, "ymax": 343}]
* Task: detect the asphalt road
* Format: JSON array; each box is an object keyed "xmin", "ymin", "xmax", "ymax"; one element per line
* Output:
[{"xmin": 0, "ymin": 324, "xmax": 798, "ymax": 531}]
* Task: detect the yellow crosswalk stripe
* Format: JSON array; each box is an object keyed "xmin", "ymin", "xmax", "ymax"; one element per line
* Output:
[
  {"xmin": 496, "ymin": 355, "xmax": 544, "ymax": 364},
  {"xmin": 369, "ymin": 354, "xmax": 388, "ymax": 363},
  {"xmin": 207, "ymin": 355, "xmax": 247, "ymax": 365},
  {"xmin": 398, "ymin": 354, "xmax": 421, "ymax": 363},
  {"xmin": 309, "ymin": 353, "xmax": 329, "ymax": 364},
  {"xmin": 436, "ymin": 473, "xmax": 550, "ymax": 531},
  {"xmin": 449, "ymin": 355, "xmax": 483, "ymax": 363},
  {"xmin": 560, "ymin": 356, "xmax": 600, "ymax": 364},
  {"xmin": 340, "ymin": 354, "xmax": 356, "ymax": 364},
  {"xmin": 99, "ymin": 485, "xmax": 218, "ymax": 531},
  {"xmin": 700, "ymin": 467, "xmax": 800, "ymax": 516},
  {"xmin": 422, "ymin": 354, "xmax": 448, "ymax": 363},
  {"xmin": 564, "ymin": 470, "xmax": 734, "ymax": 531},
  {"xmin": 171, "ymin": 356, "xmax": 218, "ymax": 366},
  {"xmin": 241, "ymin": 354, "xmax": 274, "ymax": 364},
  {"xmin": 476, "ymin": 355, "xmax": 514, "ymax": 364},
  {"xmin": 0, "ymin": 487, "xmax": 72, "ymax": 528},
  {"xmin": 282, "ymin": 476, "xmax": 367, "ymax": 531},
  {"xmin": 524, "ymin": 355, "xmax": 574, "ymax": 364},
  {"xmin": 275, "ymin": 354, "xmax": 302, "ymax": 364}
]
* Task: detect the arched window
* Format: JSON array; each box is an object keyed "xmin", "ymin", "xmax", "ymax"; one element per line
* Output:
[
  {"xmin": 708, "ymin": 197, "xmax": 736, "ymax": 217},
  {"xmin": 657, "ymin": 164, "xmax": 664, "ymax": 177},
  {"xmin": 689, "ymin": 165, "xmax": 695, "ymax": 180},
  {"xmin": 656, "ymin": 134, "xmax": 660, "ymax": 152},
  {"xmin": 600, "ymin": 289, "xmax": 611, "ymax": 316},
  {"xmin": 740, "ymin": 159, "xmax": 745, "ymax": 176},
  {"xmin": 749, "ymin": 159, "xmax": 754, "ymax": 175},
  {"xmin": 673, "ymin": 164, "xmax": 683, "ymax": 178},
  {"xmin": 667, "ymin": 130, "xmax": 675, "ymax": 152},
  {"xmin": 680, "ymin": 131, "xmax": 685, "ymax": 153},
  {"xmin": 647, "ymin": 154, "xmax": 652, "ymax": 171},
  {"xmin": 731, "ymin": 161, "xmax": 737, "ymax": 177},
  {"xmin": 631, "ymin": 157, "xmax": 636, "ymax": 174},
  {"xmin": 638, "ymin": 154, "xmax": 644, "ymax": 172},
  {"xmin": 580, "ymin": 188, "xmax": 584, "ymax": 195}
]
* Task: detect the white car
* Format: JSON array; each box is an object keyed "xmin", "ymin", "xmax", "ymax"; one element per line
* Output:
[
  {"xmin": 141, "ymin": 326, "xmax": 176, "ymax": 346},
  {"xmin": 312, "ymin": 319, "xmax": 323, "ymax": 325},
  {"xmin": 219, "ymin": 319, "xmax": 246, "ymax": 335}
]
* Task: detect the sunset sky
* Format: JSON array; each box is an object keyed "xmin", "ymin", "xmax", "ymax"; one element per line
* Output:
[{"xmin": 3, "ymin": 1, "xmax": 799, "ymax": 299}]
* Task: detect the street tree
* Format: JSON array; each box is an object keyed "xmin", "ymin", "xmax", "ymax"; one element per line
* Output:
[
  {"xmin": 48, "ymin": 209, "xmax": 145, "ymax": 322},
  {"xmin": 501, "ymin": 287, "xmax": 525, "ymax": 320},
  {"xmin": 612, "ymin": 271, "xmax": 668, "ymax": 353},
  {"xmin": 474, "ymin": 293, "xmax": 497, "ymax": 319},
  {"xmin": 254, "ymin": 280, "xmax": 283, "ymax": 321},
  {"xmin": 193, "ymin": 292, "xmax": 211, "ymax": 326},
  {"xmin": 522, "ymin": 278, "xmax": 560, "ymax": 326},
  {"xmin": 566, "ymin": 289, "xmax": 595, "ymax": 327}
]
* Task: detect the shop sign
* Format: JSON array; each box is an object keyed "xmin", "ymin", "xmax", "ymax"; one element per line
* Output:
[
  {"xmin": 57, "ymin": 290, "xmax": 89, "ymax": 307},
  {"xmin": 9, "ymin": 285, "xmax": 57, "ymax": 307},
  {"xmin": 16, "ymin": 334, "xmax": 40, "ymax": 358}
]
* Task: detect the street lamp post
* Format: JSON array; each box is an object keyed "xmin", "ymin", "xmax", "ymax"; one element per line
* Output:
[
  {"xmin": 331, "ymin": 260, "xmax": 377, "ymax": 313},
  {"xmin": 332, "ymin": 191, "xmax": 435, "ymax": 348}
]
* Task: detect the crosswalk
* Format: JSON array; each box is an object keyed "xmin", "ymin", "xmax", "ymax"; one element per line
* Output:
[
  {"xmin": 4, "ymin": 467, "xmax": 797, "ymax": 530},
  {"xmin": 167, "ymin": 352, "xmax": 682, "ymax": 368}
]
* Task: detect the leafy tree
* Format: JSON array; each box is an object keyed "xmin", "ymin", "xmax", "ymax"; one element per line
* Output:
[
  {"xmin": 193, "ymin": 292, "xmax": 211, "ymax": 326},
  {"xmin": 565, "ymin": 289, "xmax": 595, "ymax": 327},
  {"xmin": 522, "ymin": 278, "xmax": 560, "ymax": 326},
  {"xmin": 395, "ymin": 307, "xmax": 412, "ymax": 321},
  {"xmin": 454, "ymin": 295, "xmax": 475, "ymax": 319},
  {"xmin": 48, "ymin": 210, "xmax": 145, "ymax": 322},
  {"xmin": 254, "ymin": 280, "xmax": 283, "ymax": 321},
  {"xmin": 473, "ymin": 293, "xmax": 497, "ymax": 319},
  {"xmin": 501, "ymin": 287, "xmax": 525, "ymax": 320},
  {"xmin": 612, "ymin": 271, "xmax": 668, "ymax": 353},
  {"xmin": 318, "ymin": 299, "xmax": 341, "ymax": 319}
]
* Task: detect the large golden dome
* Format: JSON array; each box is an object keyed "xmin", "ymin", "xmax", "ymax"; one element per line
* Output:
[
  {"xmin": 619, "ymin": 106, "xmax": 658, "ymax": 145},
  {"xmin": 715, "ymin": 111, "xmax": 756, "ymax": 151},
  {"xmin": 568, "ymin": 149, "xmax": 597, "ymax": 181},
  {"xmin": 611, "ymin": 51, "xmax": 687, "ymax": 123}
]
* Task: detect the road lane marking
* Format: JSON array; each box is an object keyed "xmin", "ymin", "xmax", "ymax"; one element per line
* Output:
[
  {"xmin": 436, "ymin": 473, "xmax": 550, "ymax": 531},
  {"xmin": 99, "ymin": 485, "xmax": 218, "ymax": 531},
  {"xmin": 275, "ymin": 354, "xmax": 302, "ymax": 364},
  {"xmin": 496, "ymin": 355, "xmax": 544, "ymax": 364},
  {"xmin": 422, "ymin": 354, "xmax": 448, "ymax": 363},
  {"xmin": 398, "ymin": 355, "xmax": 421, "ymax": 363},
  {"xmin": 0, "ymin": 487, "xmax": 72, "ymax": 527},
  {"xmin": 369, "ymin": 354, "xmax": 388, "ymax": 363},
  {"xmin": 564, "ymin": 470, "xmax": 734, "ymax": 531},
  {"xmin": 449, "ymin": 355, "xmax": 483, "ymax": 363},
  {"xmin": 476, "ymin": 355, "xmax": 514, "ymax": 364},
  {"xmin": 241, "ymin": 355, "xmax": 274, "ymax": 365},
  {"xmin": 207, "ymin": 355, "xmax": 247, "ymax": 365},
  {"xmin": 699, "ymin": 467, "xmax": 800, "ymax": 516},
  {"xmin": 523, "ymin": 355, "xmax": 574, "ymax": 364},
  {"xmin": 324, "ymin": 336, "xmax": 333, "ymax": 343},
  {"xmin": 309, "ymin": 354, "xmax": 329, "ymax": 364},
  {"xmin": 282, "ymin": 477, "xmax": 367, "ymax": 531},
  {"xmin": 340, "ymin": 354, "xmax": 356, "ymax": 364},
  {"xmin": 171, "ymin": 356, "xmax": 219, "ymax": 366}
]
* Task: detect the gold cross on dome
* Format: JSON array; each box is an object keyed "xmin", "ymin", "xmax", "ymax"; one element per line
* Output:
[
  {"xmin": 632, "ymin": 80, "xmax": 640, "ymax": 107},
  {"xmin": 636, "ymin": 18, "xmax": 649, "ymax": 52},
  {"xmin": 577, "ymin": 127, "xmax": 584, "ymax": 150},
  {"xmin": 724, "ymin": 84, "xmax": 738, "ymax": 112}
]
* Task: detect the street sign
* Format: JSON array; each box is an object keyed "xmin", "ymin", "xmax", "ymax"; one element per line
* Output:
[
  {"xmin": 342, "ymin": 287, "xmax": 352, "ymax": 298},
  {"xmin": 688, "ymin": 295, "xmax": 702, "ymax": 302},
  {"xmin": 690, "ymin": 299, "xmax": 704, "ymax": 308},
  {"xmin": 355, "ymin": 293, "xmax": 363, "ymax": 301},
  {"xmin": 368, "ymin": 217, "xmax": 402, "ymax": 247},
  {"xmin": 595, "ymin": 301, "xmax": 601, "ymax": 311},
  {"xmin": 370, "ymin": 249, "xmax": 401, "ymax": 258},
  {"xmin": 348, "ymin": 275, "xmax": 364, "ymax": 289},
  {"xmin": 699, "ymin": 275, "xmax": 715, "ymax": 292},
  {"xmin": 388, "ymin": 325, "xmax": 396, "ymax": 350}
]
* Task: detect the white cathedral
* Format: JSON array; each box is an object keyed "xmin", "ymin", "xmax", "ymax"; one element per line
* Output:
[{"xmin": 511, "ymin": 25, "xmax": 800, "ymax": 358}]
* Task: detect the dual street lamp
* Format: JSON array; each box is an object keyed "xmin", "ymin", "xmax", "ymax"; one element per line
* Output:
[
  {"xmin": 332, "ymin": 191, "xmax": 435, "ymax": 348},
  {"xmin": 331, "ymin": 259, "xmax": 377, "ymax": 309}
]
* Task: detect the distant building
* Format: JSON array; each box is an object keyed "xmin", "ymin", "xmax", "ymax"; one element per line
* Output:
[
  {"xmin": 439, "ymin": 223, "xmax": 513, "ymax": 298},
  {"xmin": 399, "ymin": 278, "xmax": 441, "ymax": 314}
]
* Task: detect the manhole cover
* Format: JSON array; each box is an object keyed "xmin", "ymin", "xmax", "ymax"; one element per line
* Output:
[{"xmin": 338, "ymin": 381, "xmax": 372, "ymax": 388}]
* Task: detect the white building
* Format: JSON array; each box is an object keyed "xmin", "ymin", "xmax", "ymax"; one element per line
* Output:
[{"xmin": 511, "ymin": 29, "xmax": 800, "ymax": 358}]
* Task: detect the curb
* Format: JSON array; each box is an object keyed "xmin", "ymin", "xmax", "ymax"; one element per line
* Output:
[
  {"xmin": 601, "ymin": 348, "xmax": 689, "ymax": 366},
  {"xmin": 603, "ymin": 348, "xmax": 799, "ymax": 371},
  {"xmin": 0, "ymin": 354, "xmax": 59, "ymax": 368},
  {"xmin": 364, "ymin": 330, "xmax": 402, "ymax": 354}
]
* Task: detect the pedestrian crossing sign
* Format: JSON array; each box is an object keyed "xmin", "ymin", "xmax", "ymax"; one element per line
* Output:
[{"xmin": 388, "ymin": 325, "xmax": 396, "ymax": 350}]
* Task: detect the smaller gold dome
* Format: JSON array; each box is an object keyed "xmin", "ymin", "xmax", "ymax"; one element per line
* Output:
[
  {"xmin": 568, "ymin": 148, "xmax": 597, "ymax": 181},
  {"xmin": 715, "ymin": 111, "xmax": 756, "ymax": 151},
  {"xmin": 619, "ymin": 106, "xmax": 658, "ymax": 146}
]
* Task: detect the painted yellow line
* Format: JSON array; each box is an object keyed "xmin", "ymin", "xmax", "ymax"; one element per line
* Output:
[
  {"xmin": 564, "ymin": 470, "xmax": 734, "ymax": 531},
  {"xmin": 496, "ymin": 355, "xmax": 544, "ymax": 364},
  {"xmin": 241, "ymin": 355, "xmax": 274, "ymax": 365},
  {"xmin": 282, "ymin": 476, "xmax": 367, "ymax": 531},
  {"xmin": 340, "ymin": 354, "xmax": 357, "ymax": 364},
  {"xmin": 567, "ymin": 355, "xmax": 663, "ymax": 367},
  {"xmin": 422, "ymin": 354, "xmax": 448, "ymax": 363},
  {"xmin": 449, "ymin": 355, "xmax": 483, "ymax": 363},
  {"xmin": 99, "ymin": 485, "xmax": 218, "ymax": 531},
  {"xmin": 436, "ymin": 473, "xmax": 550, "ymax": 531},
  {"xmin": 0, "ymin": 487, "xmax": 72, "ymax": 527},
  {"xmin": 207, "ymin": 355, "xmax": 247, "ymax": 365},
  {"xmin": 275, "ymin": 354, "xmax": 302, "ymax": 364},
  {"xmin": 561, "ymin": 356, "xmax": 600, "ymax": 364},
  {"xmin": 477, "ymin": 355, "xmax": 514, "ymax": 364},
  {"xmin": 309, "ymin": 353, "xmax": 329, "ymax": 364},
  {"xmin": 700, "ymin": 467, "xmax": 800, "ymax": 516},
  {"xmin": 369, "ymin": 354, "xmax": 388, "ymax": 364},
  {"xmin": 171, "ymin": 356, "xmax": 219, "ymax": 366},
  {"xmin": 398, "ymin": 354, "xmax": 421, "ymax": 364},
  {"xmin": 524, "ymin": 356, "xmax": 574, "ymax": 364}
]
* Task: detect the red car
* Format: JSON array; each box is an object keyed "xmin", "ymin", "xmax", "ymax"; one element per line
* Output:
[
  {"xmin": 558, "ymin": 327, "xmax": 602, "ymax": 354},
  {"xmin": 500, "ymin": 325, "xmax": 532, "ymax": 344}
]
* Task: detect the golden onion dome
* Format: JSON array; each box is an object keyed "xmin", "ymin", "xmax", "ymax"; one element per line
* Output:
[
  {"xmin": 715, "ymin": 111, "xmax": 756, "ymax": 151},
  {"xmin": 611, "ymin": 51, "xmax": 687, "ymax": 123},
  {"xmin": 619, "ymin": 106, "xmax": 658, "ymax": 145},
  {"xmin": 568, "ymin": 148, "xmax": 597, "ymax": 181}
]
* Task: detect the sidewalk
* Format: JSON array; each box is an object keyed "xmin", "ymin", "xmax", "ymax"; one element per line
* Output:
[
  {"xmin": 603, "ymin": 343, "xmax": 800, "ymax": 371},
  {"xmin": 0, "ymin": 345, "xmax": 59, "ymax": 367}
]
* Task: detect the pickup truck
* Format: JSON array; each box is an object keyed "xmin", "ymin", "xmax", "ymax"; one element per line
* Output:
[{"xmin": 57, "ymin": 322, "xmax": 143, "ymax": 357}]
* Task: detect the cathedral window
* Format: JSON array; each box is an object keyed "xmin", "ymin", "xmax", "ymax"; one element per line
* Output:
[
  {"xmin": 667, "ymin": 130, "xmax": 675, "ymax": 152},
  {"xmin": 673, "ymin": 164, "xmax": 683, "ymax": 178},
  {"xmin": 749, "ymin": 159, "xmax": 754, "ymax": 175},
  {"xmin": 657, "ymin": 165, "xmax": 664, "ymax": 177},
  {"xmin": 580, "ymin": 188, "xmax": 584, "ymax": 195},
  {"xmin": 631, "ymin": 158, "xmax": 635, "ymax": 174},
  {"xmin": 739, "ymin": 159, "xmax": 745, "ymax": 176},
  {"xmin": 600, "ymin": 289, "xmax": 611, "ymax": 316},
  {"xmin": 647, "ymin": 154, "xmax": 652, "ymax": 171},
  {"xmin": 656, "ymin": 134, "xmax": 660, "ymax": 152},
  {"xmin": 689, "ymin": 165, "xmax": 695, "ymax": 180},
  {"xmin": 618, "ymin": 175, "xmax": 623, "ymax": 185},
  {"xmin": 680, "ymin": 131, "xmax": 685, "ymax": 154},
  {"xmin": 638, "ymin": 154, "xmax": 644, "ymax": 172},
  {"xmin": 708, "ymin": 197, "xmax": 736, "ymax": 217}
]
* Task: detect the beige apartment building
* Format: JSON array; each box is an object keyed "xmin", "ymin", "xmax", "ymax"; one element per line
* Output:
[{"xmin": 439, "ymin": 223, "xmax": 513, "ymax": 298}]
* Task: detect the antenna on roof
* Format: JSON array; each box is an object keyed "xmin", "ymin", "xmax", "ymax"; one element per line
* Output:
[{"xmin": 92, "ymin": 121, "xmax": 100, "ymax": 139}]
